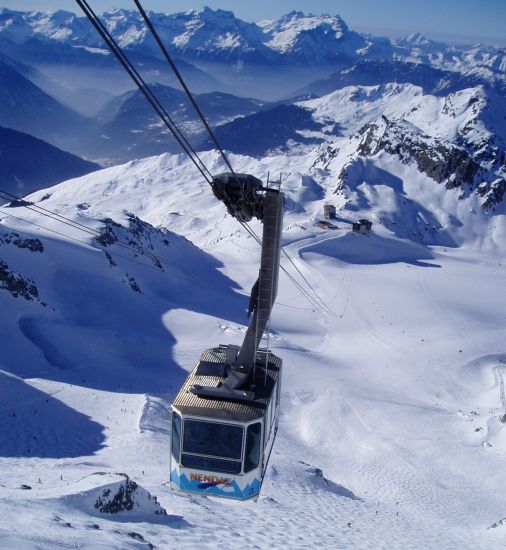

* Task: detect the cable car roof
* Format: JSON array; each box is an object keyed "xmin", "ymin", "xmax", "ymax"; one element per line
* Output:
[{"xmin": 173, "ymin": 347, "xmax": 281, "ymax": 423}]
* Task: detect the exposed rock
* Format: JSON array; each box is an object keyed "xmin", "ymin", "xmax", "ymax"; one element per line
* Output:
[
  {"xmin": 356, "ymin": 116, "xmax": 479, "ymax": 190},
  {"xmin": 125, "ymin": 274, "xmax": 142, "ymax": 294},
  {"xmin": 95, "ymin": 218, "xmax": 121, "ymax": 247},
  {"xmin": 0, "ymin": 259, "xmax": 39, "ymax": 301},
  {"xmin": 489, "ymin": 517, "xmax": 506, "ymax": 529},
  {"xmin": 95, "ymin": 478, "xmax": 137, "ymax": 514},
  {"xmin": 477, "ymin": 178, "xmax": 506, "ymax": 210},
  {"xmin": 0, "ymin": 231, "xmax": 43, "ymax": 252},
  {"xmin": 96, "ymin": 215, "xmax": 170, "ymax": 269},
  {"xmin": 89, "ymin": 473, "xmax": 167, "ymax": 517}
]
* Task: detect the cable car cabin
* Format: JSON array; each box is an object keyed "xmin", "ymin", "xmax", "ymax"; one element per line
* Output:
[
  {"xmin": 169, "ymin": 175, "xmax": 284, "ymax": 500},
  {"xmin": 170, "ymin": 345, "xmax": 282, "ymax": 501}
]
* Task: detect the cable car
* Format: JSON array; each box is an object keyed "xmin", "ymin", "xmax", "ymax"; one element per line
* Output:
[
  {"xmin": 170, "ymin": 174, "xmax": 284, "ymax": 500},
  {"xmin": 170, "ymin": 346, "xmax": 281, "ymax": 500}
]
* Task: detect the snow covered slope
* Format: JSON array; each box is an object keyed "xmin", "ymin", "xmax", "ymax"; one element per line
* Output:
[
  {"xmin": 302, "ymin": 84, "xmax": 506, "ymax": 211},
  {"xmin": 0, "ymin": 146, "xmax": 505, "ymax": 548},
  {"xmin": 201, "ymin": 83, "xmax": 505, "ymax": 211}
]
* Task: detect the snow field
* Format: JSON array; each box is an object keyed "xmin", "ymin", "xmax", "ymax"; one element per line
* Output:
[{"xmin": 0, "ymin": 144, "xmax": 505, "ymax": 548}]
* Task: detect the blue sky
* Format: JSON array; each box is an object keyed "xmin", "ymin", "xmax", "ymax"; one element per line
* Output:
[{"xmin": 2, "ymin": 0, "xmax": 505, "ymax": 45}]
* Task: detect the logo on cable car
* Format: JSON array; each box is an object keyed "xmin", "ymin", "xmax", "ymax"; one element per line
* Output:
[{"xmin": 190, "ymin": 472, "xmax": 231, "ymax": 488}]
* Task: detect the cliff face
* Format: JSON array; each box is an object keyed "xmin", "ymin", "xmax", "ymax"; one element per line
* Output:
[
  {"xmin": 356, "ymin": 117, "xmax": 480, "ymax": 190},
  {"xmin": 308, "ymin": 86, "xmax": 505, "ymax": 211}
]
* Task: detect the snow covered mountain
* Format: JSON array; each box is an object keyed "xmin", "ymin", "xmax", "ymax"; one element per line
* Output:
[
  {"xmin": 295, "ymin": 59, "xmax": 506, "ymax": 98},
  {"xmin": 85, "ymin": 84, "xmax": 267, "ymax": 164},
  {"xmin": 201, "ymin": 83, "xmax": 505, "ymax": 211},
  {"xmin": 0, "ymin": 54, "xmax": 92, "ymax": 153},
  {"xmin": 2, "ymin": 7, "xmax": 503, "ymax": 72},
  {"xmin": 393, "ymin": 32, "xmax": 506, "ymax": 79},
  {"xmin": 0, "ymin": 146, "xmax": 505, "ymax": 548},
  {"xmin": 258, "ymin": 11, "xmax": 365, "ymax": 64},
  {"xmin": 303, "ymin": 84, "xmax": 506, "ymax": 211},
  {"xmin": 1, "ymin": 7, "xmax": 504, "ymax": 100},
  {"xmin": 0, "ymin": 8, "xmax": 365, "ymax": 66}
]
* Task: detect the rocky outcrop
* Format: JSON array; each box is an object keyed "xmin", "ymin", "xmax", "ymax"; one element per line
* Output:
[
  {"xmin": 477, "ymin": 178, "xmax": 506, "ymax": 209},
  {"xmin": 91, "ymin": 474, "xmax": 167, "ymax": 516},
  {"xmin": 356, "ymin": 116, "xmax": 479, "ymax": 190},
  {"xmin": 0, "ymin": 231, "xmax": 44, "ymax": 253},
  {"xmin": 315, "ymin": 112, "xmax": 505, "ymax": 210},
  {"xmin": 0, "ymin": 230, "xmax": 44, "ymax": 302},
  {"xmin": 0, "ymin": 259, "xmax": 39, "ymax": 301}
]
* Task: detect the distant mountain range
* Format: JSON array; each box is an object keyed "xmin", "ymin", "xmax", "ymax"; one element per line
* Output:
[
  {"xmin": 0, "ymin": 55, "xmax": 90, "ymax": 150},
  {"xmin": 0, "ymin": 8, "xmax": 504, "ymax": 99},
  {"xmin": 0, "ymin": 6, "xmax": 504, "ymax": 209},
  {"xmin": 0, "ymin": 125, "xmax": 99, "ymax": 196},
  {"xmin": 294, "ymin": 60, "xmax": 506, "ymax": 98},
  {"xmin": 85, "ymin": 85, "xmax": 267, "ymax": 164},
  {"xmin": 1, "ymin": 8, "xmax": 504, "ymax": 70}
]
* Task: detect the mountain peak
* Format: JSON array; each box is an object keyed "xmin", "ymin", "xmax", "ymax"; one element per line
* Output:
[
  {"xmin": 259, "ymin": 11, "xmax": 357, "ymax": 60},
  {"xmin": 186, "ymin": 6, "xmax": 238, "ymax": 21},
  {"xmin": 282, "ymin": 10, "xmax": 307, "ymax": 20},
  {"xmin": 406, "ymin": 32, "xmax": 430, "ymax": 44}
]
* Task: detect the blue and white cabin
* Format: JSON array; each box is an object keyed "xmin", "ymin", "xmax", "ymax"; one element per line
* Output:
[{"xmin": 170, "ymin": 345, "xmax": 282, "ymax": 501}]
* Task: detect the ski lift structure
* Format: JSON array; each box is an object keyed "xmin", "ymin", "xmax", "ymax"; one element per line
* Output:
[
  {"xmin": 170, "ymin": 173, "xmax": 285, "ymax": 500},
  {"xmin": 76, "ymin": 0, "xmax": 289, "ymax": 502},
  {"xmin": 352, "ymin": 219, "xmax": 373, "ymax": 234}
]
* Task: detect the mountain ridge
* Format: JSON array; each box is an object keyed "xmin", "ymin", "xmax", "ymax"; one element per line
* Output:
[{"xmin": 0, "ymin": 125, "xmax": 100, "ymax": 196}]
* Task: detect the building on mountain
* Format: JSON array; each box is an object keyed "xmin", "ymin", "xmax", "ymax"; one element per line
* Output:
[
  {"xmin": 324, "ymin": 204, "xmax": 336, "ymax": 220},
  {"xmin": 316, "ymin": 220, "xmax": 337, "ymax": 230},
  {"xmin": 352, "ymin": 219, "xmax": 372, "ymax": 234}
]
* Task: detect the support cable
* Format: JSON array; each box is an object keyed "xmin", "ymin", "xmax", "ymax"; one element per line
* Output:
[
  {"xmin": 75, "ymin": 0, "xmax": 331, "ymax": 316},
  {"xmin": 133, "ymin": 0, "xmax": 235, "ymax": 175},
  {"xmin": 75, "ymin": 0, "xmax": 213, "ymax": 183},
  {"xmin": 238, "ymin": 219, "xmax": 328, "ymax": 315},
  {"xmin": 0, "ymin": 191, "xmax": 221, "ymax": 287}
]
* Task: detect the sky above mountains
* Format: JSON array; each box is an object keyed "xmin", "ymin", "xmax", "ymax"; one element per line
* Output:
[{"xmin": 1, "ymin": 0, "xmax": 505, "ymax": 46}]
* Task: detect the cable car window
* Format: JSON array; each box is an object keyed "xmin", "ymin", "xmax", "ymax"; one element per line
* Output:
[
  {"xmin": 183, "ymin": 419, "xmax": 243, "ymax": 459},
  {"xmin": 171, "ymin": 412, "xmax": 181, "ymax": 460},
  {"xmin": 182, "ymin": 454, "xmax": 241, "ymax": 475},
  {"xmin": 244, "ymin": 422, "xmax": 262, "ymax": 473}
]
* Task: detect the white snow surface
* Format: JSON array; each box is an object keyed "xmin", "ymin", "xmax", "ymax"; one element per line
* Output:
[
  {"xmin": 298, "ymin": 83, "xmax": 506, "ymax": 144},
  {"xmin": 258, "ymin": 11, "xmax": 351, "ymax": 55},
  {"xmin": 0, "ymin": 145, "xmax": 506, "ymax": 549}
]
